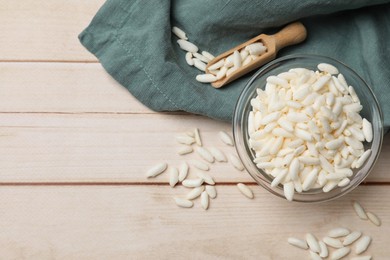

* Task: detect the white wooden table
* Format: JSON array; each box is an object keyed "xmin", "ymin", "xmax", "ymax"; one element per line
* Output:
[{"xmin": 0, "ymin": 1, "xmax": 389, "ymax": 258}]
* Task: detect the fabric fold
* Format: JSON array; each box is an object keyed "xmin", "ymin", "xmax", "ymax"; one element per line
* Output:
[{"xmin": 79, "ymin": 0, "xmax": 390, "ymax": 129}]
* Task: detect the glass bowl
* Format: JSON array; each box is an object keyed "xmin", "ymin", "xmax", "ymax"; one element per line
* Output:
[{"xmin": 233, "ymin": 54, "xmax": 384, "ymax": 203}]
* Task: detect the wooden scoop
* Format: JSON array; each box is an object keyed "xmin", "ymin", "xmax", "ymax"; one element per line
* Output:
[{"xmin": 206, "ymin": 22, "xmax": 307, "ymax": 88}]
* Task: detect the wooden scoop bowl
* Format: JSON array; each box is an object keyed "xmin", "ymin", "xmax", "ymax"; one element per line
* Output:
[{"xmin": 206, "ymin": 22, "xmax": 307, "ymax": 88}]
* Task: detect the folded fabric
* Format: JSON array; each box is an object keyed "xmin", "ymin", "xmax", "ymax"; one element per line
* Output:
[{"xmin": 79, "ymin": 0, "xmax": 390, "ymax": 131}]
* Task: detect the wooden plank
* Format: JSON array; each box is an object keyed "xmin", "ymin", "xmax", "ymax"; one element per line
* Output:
[
  {"xmin": 0, "ymin": 113, "xmax": 235, "ymax": 182},
  {"xmin": 0, "ymin": 113, "xmax": 388, "ymax": 183},
  {"xmin": 0, "ymin": 63, "xmax": 149, "ymax": 113},
  {"xmin": 0, "ymin": 0, "xmax": 104, "ymax": 61},
  {"xmin": 0, "ymin": 185, "xmax": 388, "ymax": 259}
]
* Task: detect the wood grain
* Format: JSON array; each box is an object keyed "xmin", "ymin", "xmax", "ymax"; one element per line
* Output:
[
  {"xmin": 0, "ymin": 113, "xmax": 234, "ymax": 182},
  {"xmin": 0, "ymin": 63, "xmax": 147, "ymax": 113},
  {"xmin": 0, "ymin": 0, "xmax": 104, "ymax": 61},
  {"xmin": 0, "ymin": 113, "xmax": 388, "ymax": 183},
  {"xmin": 1, "ymin": 0, "xmax": 388, "ymax": 258},
  {"xmin": 0, "ymin": 185, "xmax": 388, "ymax": 259}
]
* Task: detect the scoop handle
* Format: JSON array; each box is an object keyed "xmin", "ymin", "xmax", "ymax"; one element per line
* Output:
[{"xmin": 272, "ymin": 22, "xmax": 307, "ymax": 52}]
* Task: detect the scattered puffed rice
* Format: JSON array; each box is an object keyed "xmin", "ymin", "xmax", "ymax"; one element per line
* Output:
[
  {"xmin": 176, "ymin": 135, "xmax": 195, "ymax": 145},
  {"xmin": 202, "ymin": 51, "xmax": 215, "ymax": 60},
  {"xmin": 168, "ymin": 167, "xmax": 179, "ymax": 187},
  {"xmin": 328, "ymin": 227, "xmax": 350, "ymax": 238},
  {"xmin": 229, "ymin": 154, "xmax": 244, "ymax": 171},
  {"xmin": 319, "ymin": 241, "xmax": 328, "ymax": 258},
  {"xmin": 196, "ymin": 147, "xmax": 215, "ymax": 163},
  {"xmin": 331, "ymin": 247, "xmax": 350, "ymax": 260},
  {"xmin": 309, "ymin": 251, "xmax": 322, "ymax": 260},
  {"xmin": 287, "ymin": 237, "xmax": 308, "ymax": 250},
  {"xmin": 172, "ymin": 26, "xmax": 188, "ymax": 40},
  {"xmin": 366, "ymin": 212, "xmax": 381, "ymax": 226},
  {"xmin": 219, "ymin": 131, "xmax": 234, "ymax": 146},
  {"xmin": 190, "ymin": 159, "xmax": 209, "ymax": 171},
  {"xmin": 174, "ymin": 198, "xmax": 193, "ymax": 208},
  {"xmin": 355, "ymin": 236, "xmax": 371, "ymax": 255},
  {"xmin": 237, "ymin": 183, "xmax": 254, "ymax": 199},
  {"xmin": 178, "ymin": 162, "xmax": 189, "ymax": 182},
  {"xmin": 177, "ymin": 39, "xmax": 198, "ymax": 53},
  {"xmin": 209, "ymin": 147, "xmax": 227, "ymax": 162},
  {"xmin": 353, "ymin": 201, "xmax": 368, "ymax": 220},
  {"xmin": 182, "ymin": 178, "xmax": 204, "ymax": 188},
  {"xmin": 196, "ymin": 171, "xmax": 215, "ymax": 185},
  {"xmin": 306, "ymin": 233, "xmax": 321, "ymax": 253},
  {"xmin": 186, "ymin": 186, "xmax": 205, "ymax": 200},
  {"xmin": 201, "ymin": 191, "xmax": 209, "ymax": 210},
  {"xmin": 178, "ymin": 146, "xmax": 193, "ymax": 155},
  {"xmin": 146, "ymin": 163, "xmax": 167, "ymax": 178},
  {"xmin": 205, "ymin": 185, "xmax": 217, "ymax": 199},
  {"xmin": 194, "ymin": 128, "xmax": 202, "ymax": 146},
  {"xmin": 323, "ymin": 236, "xmax": 343, "ymax": 249},
  {"xmin": 343, "ymin": 231, "xmax": 362, "ymax": 246}
]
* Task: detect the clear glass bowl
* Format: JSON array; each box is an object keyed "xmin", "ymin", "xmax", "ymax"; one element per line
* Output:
[{"xmin": 233, "ymin": 54, "xmax": 384, "ymax": 203}]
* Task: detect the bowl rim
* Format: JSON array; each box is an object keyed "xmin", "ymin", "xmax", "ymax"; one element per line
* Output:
[{"xmin": 232, "ymin": 53, "xmax": 384, "ymax": 203}]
